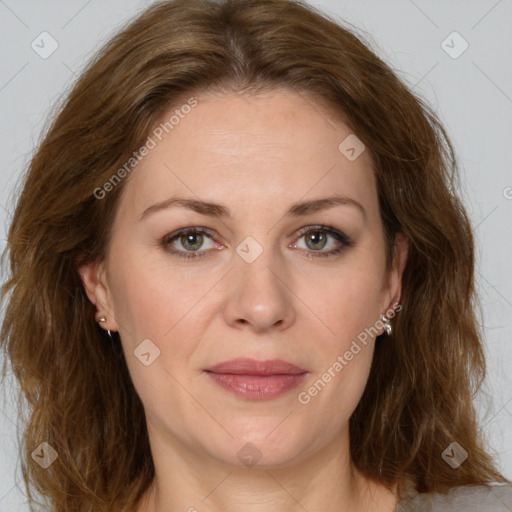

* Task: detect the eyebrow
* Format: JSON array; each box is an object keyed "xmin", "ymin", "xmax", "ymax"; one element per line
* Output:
[{"xmin": 139, "ymin": 194, "xmax": 366, "ymax": 221}]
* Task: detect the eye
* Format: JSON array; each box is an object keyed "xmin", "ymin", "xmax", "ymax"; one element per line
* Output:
[
  {"xmin": 161, "ymin": 227, "xmax": 220, "ymax": 259},
  {"xmin": 292, "ymin": 225, "xmax": 353, "ymax": 257},
  {"xmin": 161, "ymin": 224, "xmax": 353, "ymax": 260}
]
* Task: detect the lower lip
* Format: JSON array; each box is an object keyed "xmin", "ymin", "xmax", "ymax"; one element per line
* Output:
[{"xmin": 205, "ymin": 372, "xmax": 307, "ymax": 400}]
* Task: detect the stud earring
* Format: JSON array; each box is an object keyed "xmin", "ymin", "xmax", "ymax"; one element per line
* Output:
[
  {"xmin": 381, "ymin": 315, "xmax": 392, "ymax": 336},
  {"xmin": 97, "ymin": 316, "xmax": 113, "ymax": 340}
]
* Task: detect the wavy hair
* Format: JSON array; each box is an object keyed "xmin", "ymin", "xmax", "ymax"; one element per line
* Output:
[{"xmin": 1, "ymin": 0, "xmax": 508, "ymax": 510}]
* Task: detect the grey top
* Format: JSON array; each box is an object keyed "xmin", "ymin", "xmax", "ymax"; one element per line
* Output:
[{"xmin": 395, "ymin": 483, "xmax": 512, "ymax": 511}]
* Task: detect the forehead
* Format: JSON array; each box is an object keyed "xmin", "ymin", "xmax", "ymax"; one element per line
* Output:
[{"xmin": 116, "ymin": 89, "xmax": 377, "ymax": 223}]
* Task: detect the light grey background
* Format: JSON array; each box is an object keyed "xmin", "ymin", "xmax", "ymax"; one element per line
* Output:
[{"xmin": 1, "ymin": 1, "xmax": 511, "ymax": 510}]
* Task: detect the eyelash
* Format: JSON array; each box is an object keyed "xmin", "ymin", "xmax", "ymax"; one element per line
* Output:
[{"xmin": 160, "ymin": 225, "xmax": 354, "ymax": 260}]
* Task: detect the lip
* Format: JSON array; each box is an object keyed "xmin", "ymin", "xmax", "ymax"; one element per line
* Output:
[
  {"xmin": 205, "ymin": 358, "xmax": 307, "ymax": 375},
  {"xmin": 204, "ymin": 358, "xmax": 308, "ymax": 400}
]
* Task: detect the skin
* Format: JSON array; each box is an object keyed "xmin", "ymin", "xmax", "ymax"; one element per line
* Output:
[{"xmin": 80, "ymin": 88, "xmax": 408, "ymax": 512}]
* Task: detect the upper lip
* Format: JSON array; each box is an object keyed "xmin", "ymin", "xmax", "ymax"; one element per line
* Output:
[{"xmin": 205, "ymin": 358, "xmax": 307, "ymax": 376}]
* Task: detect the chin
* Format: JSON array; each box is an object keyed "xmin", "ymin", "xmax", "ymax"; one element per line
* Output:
[{"xmin": 208, "ymin": 428, "xmax": 310, "ymax": 469}]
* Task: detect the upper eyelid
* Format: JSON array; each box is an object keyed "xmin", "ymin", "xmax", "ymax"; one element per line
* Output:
[
  {"xmin": 163, "ymin": 226, "xmax": 216, "ymax": 244},
  {"xmin": 163, "ymin": 225, "xmax": 349, "ymax": 248}
]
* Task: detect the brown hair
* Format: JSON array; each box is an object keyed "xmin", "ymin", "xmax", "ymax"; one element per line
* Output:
[{"xmin": 1, "ymin": 0, "xmax": 509, "ymax": 510}]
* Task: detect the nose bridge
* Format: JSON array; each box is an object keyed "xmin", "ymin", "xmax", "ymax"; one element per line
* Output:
[
  {"xmin": 223, "ymin": 232, "xmax": 295, "ymax": 331},
  {"xmin": 236, "ymin": 232, "xmax": 285, "ymax": 295}
]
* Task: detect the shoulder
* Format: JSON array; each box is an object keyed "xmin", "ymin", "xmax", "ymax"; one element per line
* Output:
[{"xmin": 395, "ymin": 482, "xmax": 512, "ymax": 512}]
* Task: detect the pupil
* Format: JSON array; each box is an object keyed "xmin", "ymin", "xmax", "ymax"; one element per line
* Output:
[
  {"xmin": 183, "ymin": 233, "xmax": 202, "ymax": 251},
  {"xmin": 307, "ymin": 232, "xmax": 326, "ymax": 250}
]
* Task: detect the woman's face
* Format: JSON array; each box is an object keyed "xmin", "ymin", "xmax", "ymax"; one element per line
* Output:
[{"xmin": 80, "ymin": 88, "xmax": 407, "ymax": 469}]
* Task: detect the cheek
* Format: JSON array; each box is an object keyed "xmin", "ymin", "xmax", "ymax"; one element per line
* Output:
[
  {"xmin": 107, "ymin": 248, "xmax": 218, "ymax": 392},
  {"xmin": 293, "ymin": 250, "xmax": 385, "ymax": 411},
  {"xmin": 300, "ymin": 252, "xmax": 387, "ymax": 343},
  {"xmin": 108, "ymin": 263, "xmax": 169, "ymax": 342},
  {"xmin": 108, "ymin": 247, "xmax": 212, "ymax": 341},
  {"xmin": 107, "ymin": 253, "xmax": 194, "ymax": 417}
]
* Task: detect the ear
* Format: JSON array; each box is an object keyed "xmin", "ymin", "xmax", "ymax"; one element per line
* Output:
[
  {"xmin": 383, "ymin": 232, "xmax": 409, "ymax": 313},
  {"xmin": 78, "ymin": 260, "xmax": 119, "ymax": 332}
]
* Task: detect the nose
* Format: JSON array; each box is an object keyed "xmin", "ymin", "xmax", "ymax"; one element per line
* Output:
[{"xmin": 222, "ymin": 242, "xmax": 296, "ymax": 333}]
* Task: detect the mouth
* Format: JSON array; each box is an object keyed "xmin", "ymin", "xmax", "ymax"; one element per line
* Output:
[{"xmin": 204, "ymin": 358, "xmax": 308, "ymax": 400}]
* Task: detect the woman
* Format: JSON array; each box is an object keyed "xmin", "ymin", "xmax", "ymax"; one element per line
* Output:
[{"xmin": 1, "ymin": 0, "xmax": 510, "ymax": 511}]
